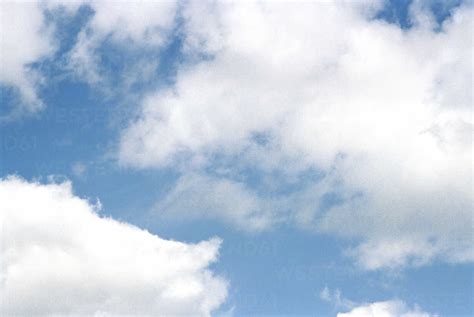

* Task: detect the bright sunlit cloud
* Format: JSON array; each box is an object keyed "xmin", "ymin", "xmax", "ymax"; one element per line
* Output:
[{"xmin": 0, "ymin": 176, "xmax": 227, "ymax": 316}]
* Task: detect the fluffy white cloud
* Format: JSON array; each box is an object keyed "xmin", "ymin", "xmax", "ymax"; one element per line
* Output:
[
  {"xmin": 0, "ymin": 1, "xmax": 55, "ymax": 115},
  {"xmin": 119, "ymin": 1, "xmax": 473, "ymax": 269},
  {"xmin": 337, "ymin": 300, "xmax": 437, "ymax": 317},
  {"xmin": 0, "ymin": 176, "xmax": 227, "ymax": 316}
]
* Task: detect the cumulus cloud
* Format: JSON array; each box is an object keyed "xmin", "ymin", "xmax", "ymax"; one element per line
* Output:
[
  {"xmin": 0, "ymin": 1, "xmax": 56, "ymax": 116},
  {"xmin": 119, "ymin": 1, "xmax": 473, "ymax": 269},
  {"xmin": 337, "ymin": 300, "xmax": 437, "ymax": 317},
  {"xmin": 0, "ymin": 176, "xmax": 227, "ymax": 316}
]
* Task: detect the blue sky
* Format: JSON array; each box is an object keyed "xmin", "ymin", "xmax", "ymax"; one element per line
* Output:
[{"xmin": 0, "ymin": 1, "xmax": 472, "ymax": 316}]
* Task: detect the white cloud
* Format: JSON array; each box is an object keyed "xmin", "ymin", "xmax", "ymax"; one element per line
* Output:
[
  {"xmin": 337, "ymin": 300, "xmax": 437, "ymax": 317},
  {"xmin": 119, "ymin": 1, "xmax": 473, "ymax": 269},
  {"xmin": 0, "ymin": 176, "xmax": 227, "ymax": 316},
  {"xmin": 0, "ymin": 1, "xmax": 56, "ymax": 116}
]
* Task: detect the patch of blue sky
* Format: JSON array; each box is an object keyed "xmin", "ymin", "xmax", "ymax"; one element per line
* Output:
[{"xmin": 375, "ymin": 0, "xmax": 464, "ymax": 29}]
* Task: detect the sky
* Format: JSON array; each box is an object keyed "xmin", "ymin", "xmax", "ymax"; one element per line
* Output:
[{"xmin": 0, "ymin": 0, "xmax": 472, "ymax": 316}]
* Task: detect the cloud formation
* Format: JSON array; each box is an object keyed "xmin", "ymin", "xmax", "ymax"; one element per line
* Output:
[
  {"xmin": 120, "ymin": 1, "xmax": 473, "ymax": 269},
  {"xmin": 0, "ymin": 176, "xmax": 227, "ymax": 316},
  {"xmin": 0, "ymin": 0, "xmax": 178, "ymax": 116},
  {"xmin": 0, "ymin": 1, "xmax": 55, "ymax": 116},
  {"xmin": 2, "ymin": 0, "xmax": 471, "ymax": 271},
  {"xmin": 66, "ymin": 0, "xmax": 178, "ymax": 84},
  {"xmin": 337, "ymin": 300, "xmax": 437, "ymax": 317}
]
